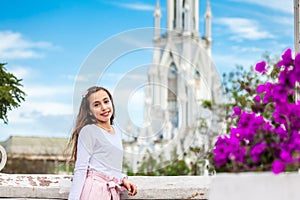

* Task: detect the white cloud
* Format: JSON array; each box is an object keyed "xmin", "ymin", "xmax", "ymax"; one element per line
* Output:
[
  {"xmin": 0, "ymin": 30, "xmax": 55, "ymax": 60},
  {"xmin": 65, "ymin": 74, "xmax": 91, "ymax": 82},
  {"xmin": 110, "ymin": 2, "xmax": 155, "ymax": 11},
  {"xmin": 10, "ymin": 84, "xmax": 75, "ymax": 116},
  {"xmin": 1, "ymin": 108, "xmax": 73, "ymax": 140},
  {"xmin": 1, "ymin": 85, "xmax": 75, "ymax": 139},
  {"xmin": 213, "ymin": 44, "xmax": 289, "ymax": 75},
  {"xmin": 273, "ymin": 16, "xmax": 294, "ymax": 26},
  {"xmin": 229, "ymin": 0, "xmax": 293, "ymax": 14},
  {"xmin": 23, "ymin": 102, "xmax": 73, "ymax": 116},
  {"xmin": 6, "ymin": 100, "xmax": 73, "ymax": 124},
  {"xmin": 9, "ymin": 65, "xmax": 32, "ymax": 79},
  {"xmin": 214, "ymin": 53, "xmax": 254, "ymax": 71},
  {"xmin": 215, "ymin": 17, "xmax": 274, "ymax": 41},
  {"xmin": 230, "ymin": 46, "xmax": 265, "ymax": 54},
  {"xmin": 25, "ymin": 85, "xmax": 73, "ymax": 98}
]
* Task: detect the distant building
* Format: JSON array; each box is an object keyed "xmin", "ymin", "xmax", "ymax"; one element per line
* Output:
[
  {"xmin": 124, "ymin": 0, "xmax": 223, "ymax": 172},
  {"xmin": 0, "ymin": 136, "xmax": 72, "ymax": 174}
]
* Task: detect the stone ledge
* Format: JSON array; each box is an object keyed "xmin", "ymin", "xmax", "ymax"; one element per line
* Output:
[
  {"xmin": 0, "ymin": 173, "xmax": 211, "ymax": 199},
  {"xmin": 120, "ymin": 176, "xmax": 211, "ymax": 199},
  {"xmin": 209, "ymin": 172, "xmax": 300, "ymax": 200},
  {"xmin": 0, "ymin": 173, "xmax": 72, "ymax": 199},
  {"xmin": 3, "ymin": 172, "xmax": 299, "ymax": 200}
]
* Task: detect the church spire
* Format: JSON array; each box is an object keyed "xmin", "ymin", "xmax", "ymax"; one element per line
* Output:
[
  {"xmin": 205, "ymin": 0, "xmax": 212, "ymax": 54},
  {"xmin": 154, "ymin": 0, "xmax": 161, "ymax": 39},
  {"xmin": 167, "ymin": 0, "xmax": 174, "ymax": 33},
  {"xmin": 165, "ymin": 0, "xmax": 200, "ymax": 36},
  {"xmin": 183, "ymin": 0, "xmax": 191, "ymax": 35},
  {"xmin": 205, "ymin": 0, "xmax": 212, "ymax": 43},
  {"xmin": 175, "ymin": 0, "xmax": 183, "ymax": 32},
  {"xmin": 193, "ymin": 0, "xmax": 199, "ymax": 36}
]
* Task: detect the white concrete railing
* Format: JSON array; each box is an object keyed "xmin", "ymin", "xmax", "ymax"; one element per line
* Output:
[
  {"xmin": 209, "ymin": 172, "xmax": 300, "ymax": 200},
  {"xmin": 0, "ymin": 173, "xmax": 211, "ymax": 199},
  {"xmin": 1, "ymin": 172, "xmax": 300, "ymax": 200}
]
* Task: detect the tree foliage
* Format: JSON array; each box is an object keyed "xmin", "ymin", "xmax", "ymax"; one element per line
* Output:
[
  {"xmin": 136, "ymin": 148, "xmax": 191, "ymax": 176},
  {"xmin": 123, "ymin": 147, "xmax": 216, "ymax": 176},
  {"xmin": 0, "ymin": 63, "xmax": 26, "ymax": 124}
]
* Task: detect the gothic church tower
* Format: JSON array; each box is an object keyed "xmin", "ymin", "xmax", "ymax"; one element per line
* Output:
[
  {"xmin": 142, "ymin": 0, "xmax": 222, "ymax": 158},
  {"xmin": 123, "ymin": 1, "xmax": 223, "ymax": 170}
]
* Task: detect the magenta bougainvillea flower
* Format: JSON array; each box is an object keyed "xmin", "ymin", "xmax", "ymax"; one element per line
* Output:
[
  {"xmin": 253, "ymin": 95, "xmax": 260, "ymax": 102},
  {"xmin": 255, "ymin": 61, "xmax": 267, "ymax": 73},
  {"xmin": 272, "ymin": 160, "xmax": 286, "ymax": 174},
  {"xmin": 250, "ymin": 142, "xmax": 268, "ymax": 163},
  {"xmin": 231, "ymin": 106, "xmax": 241, "ymax": 117},
  {"xmin": 277, "ymin": 48, "xmax": 293, "ymax": 68},
  {"xmin": 212, "ymin": 48, "xmax": 300, "ymax": 174}
]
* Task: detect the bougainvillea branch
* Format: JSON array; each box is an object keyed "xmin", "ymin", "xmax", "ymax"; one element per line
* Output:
[{"xmin": 212, "ymin": 48, "xmax": 300, "ymax": 174}]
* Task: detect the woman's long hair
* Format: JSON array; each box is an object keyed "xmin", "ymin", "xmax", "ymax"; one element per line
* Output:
[{"xmin": 67, "ymin": 86, "xmax": 115, "ymax": 162}]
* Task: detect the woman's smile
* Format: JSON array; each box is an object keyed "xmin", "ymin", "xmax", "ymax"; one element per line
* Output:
[
  {"xmin": 89, "ymin": 90, "xmax": 114, "ymax": 123},
  {"xmin": 100, "ymin": 111, "xmax": 110, "ymax": 117}
]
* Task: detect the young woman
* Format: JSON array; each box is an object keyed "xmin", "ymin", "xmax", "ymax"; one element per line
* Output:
[{"xmin": 68, "ymin": 86, "xmax": 137, "ymax": 200}]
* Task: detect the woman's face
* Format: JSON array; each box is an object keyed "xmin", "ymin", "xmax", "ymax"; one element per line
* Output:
[{"xmin": 88, "ymin": 89, "xmax": 113, "ymax": 124}]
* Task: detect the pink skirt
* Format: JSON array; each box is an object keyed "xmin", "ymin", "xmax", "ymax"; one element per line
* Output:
[{"xmin": 80, "ymin": 170, "xmax": 126, "ymax": 200}]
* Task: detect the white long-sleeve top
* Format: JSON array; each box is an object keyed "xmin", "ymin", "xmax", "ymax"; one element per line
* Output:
[{"xmin": 68, "ymin": 124, "xmax": 124, "ymax": 200}]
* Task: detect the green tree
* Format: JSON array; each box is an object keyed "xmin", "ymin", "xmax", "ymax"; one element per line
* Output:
[
  {"xmin": 0, "ymin": 63, "xmax": 26, "ymax": 124},
  {"xmin": 131, "ymin": 148, "xmax": 191, "ymax": 176},
  {"xmin": 157, "ymin": 149, "xmax": 191, "ymax": 176}
]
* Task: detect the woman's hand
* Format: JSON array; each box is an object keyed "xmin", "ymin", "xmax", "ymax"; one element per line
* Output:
[{"xmin": 122, "ymin": 178, "xmax": 137, "ymax": 196}]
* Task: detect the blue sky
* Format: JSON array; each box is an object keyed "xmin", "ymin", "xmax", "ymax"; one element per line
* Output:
[{"xmin": 0, "ymin": 0, "xmax": 294, "ymax": 141}]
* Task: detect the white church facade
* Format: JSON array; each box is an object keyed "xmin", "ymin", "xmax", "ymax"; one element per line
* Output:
[{"xmin": 124, "ymin": 0, "xmax": 223, "ymax": 172}]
